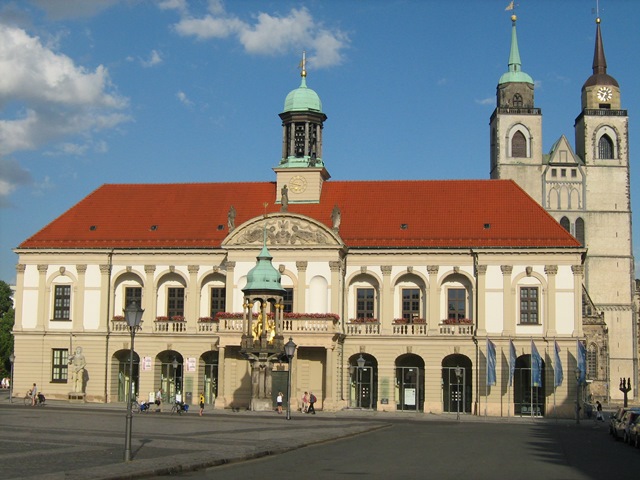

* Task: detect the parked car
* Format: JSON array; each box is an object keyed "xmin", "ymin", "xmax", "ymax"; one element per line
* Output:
[
  {"xmin": 611, "ymin": 408, "xmax": 640, "ymax": 441},
  {"xmin": 609, "ymin": 407, "xmax": 628, "ymax": 435},
  {"xmin": 627, "ymin": 415, "xmax": 640, "ymax": 448}
]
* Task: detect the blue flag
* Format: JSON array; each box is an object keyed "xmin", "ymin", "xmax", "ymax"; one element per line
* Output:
[
  {"xmin": 509, "ymin": 340, "xmax": 516, "ymax": 387},
  {"xmin": 577, "ymin": 340, "xmax": 586, "ymax": 384},
  {"xmin": 554, "ymin": 341, "xmax": 563, "ymax": 387},
  {"xmin": 487, "ymin": 339, "xmax": 497, "ymax": 386},
  {"xmin": 531, "ymin": 340, "xmax": 542, "ymax": 387}
]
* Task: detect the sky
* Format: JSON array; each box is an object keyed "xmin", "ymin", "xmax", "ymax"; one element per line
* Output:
[{"xmin": 1, "ymin": 0, "xmax": 639, "ymax": 284}]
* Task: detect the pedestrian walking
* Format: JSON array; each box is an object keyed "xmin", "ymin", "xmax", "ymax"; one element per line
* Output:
[
  {"xmin": 30, "ymin": 383, "xmax": 38, "ymax": 406},
  {"xmin": 301, "ymin": 391, "xmax": 309, "ymax": 413},
  {"xmin": 596, "ymin": 400, "xmax": 604, "ymax": 421},
  {"xmin": 155, "ymin": 387, "xmax": 163, "ymax": 412},
  {"xmin": 276, "ymin": 391, "xmax": 283, "ymax": 414},
  {"xmin": 307, "ymin": 391, "xmax": 316, "ymax": 414},
  {"xmin": 199, "ymin": 392, "xmax": 205, "ymax": 416}
]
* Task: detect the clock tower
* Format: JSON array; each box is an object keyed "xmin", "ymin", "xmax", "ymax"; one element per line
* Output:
[
  {"xmin": 274, "ymin": 53, "xmax": 330, "ymax": 204},
  {"xmin": 574, "ymin": 17, "xmax": 635, "ymax": 400}
]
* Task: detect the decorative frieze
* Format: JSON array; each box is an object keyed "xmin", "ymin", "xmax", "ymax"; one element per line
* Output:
[
  {"xmin": 37, "ymin": 264, "xmax": 48, "ymax": 273},
  {"xmin": 76, "ymin": 264, "xmax": 87, "ymax": 274},
  {"xmin": 188, "ymin": 265, "xmax": 199, "ymax": 274},
  {"xmin": 571, "ymin": 265, "xmax": 585, "ymax": 276},
  {"xmin": 329, "ymin": 261, "xmax": 341, "ymax": 272},
  {"xmin": 99, "ymin": 264, "xmax": 111, "ymax": 274}
]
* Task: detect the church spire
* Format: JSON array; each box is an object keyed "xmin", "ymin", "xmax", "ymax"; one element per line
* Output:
[
  {"xmin": 498, "ymin": 15, "xmax": 533, "ymax": 86},
  {"xmin": 592, "ymin": 17, "xmax": 607, "ymax": 76}
]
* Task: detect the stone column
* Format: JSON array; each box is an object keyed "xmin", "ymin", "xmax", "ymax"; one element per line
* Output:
[
  {"xmin": 476, "ymin": 264, "xmax": 487, "ymax": 336},
  {"xmin": 296, "ymin": 261, "xmax": 307, "ymax": 312},
  {"xmin": 381, "ymin": 266, "xmax": 392, "ymax": 329},
  {"xmin": 427, "ymin": 265, "xmax": 439, "ymax": 334},
  {"xmin": 501, "ymin": 265, "xmax": 514, "ymax": 336},
  {"xmin": 14, "ymin": 264, "xmax": 25, "ymax": 332},
  {"xmin": 571, "ymin": 265, "xmax": 584, "ymax": 337},
  {"xmin": 324, "ymin": 346, "xmax": 334, "ymax": 408},
  {"xmin": 217, "ymin": 346, "xmax": 225, "ymax": 409},
  {"xmin": 544, "ymin": 265, "xmax": 558, "ymax": 337},
  {"xmin": 329, "ymin": 261, "xmax": 341, "ymax": 317},
  {"xmin": 37, "ymin": 264, "xmax": 48, "ymax": 330},
  {"xmin": 187, "ymin": 265, "xmax": 199, "ymax": 330},
  {"xmin": 225, "ymin": 261, "xmax": 236, "ymax": 313},
  {"xmin": 99, "ymin": 264, "xmax": 111, "ymax": 330},
  {"xmin": 75, "ymin": 264, "xmax": 87, "ymax": 332},
  {"xmin": 144, "ymin": 265, "xmax": 156, "ymax": 328}
]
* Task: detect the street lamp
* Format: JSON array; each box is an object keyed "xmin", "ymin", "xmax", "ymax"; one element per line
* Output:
[
  {"xmin": 172, "ymin": 358, "xmax": 179, "ymax": 402},
  {"xmin": 575, "ymin": 368, "xmax": 581, "ymax": 425},
  {"xmin": 123, "ymin": 301, "xmax": 144, "ymax": 462},
  {"xmin": 284, "ymin": 337, "xmax": 297, "ymax": 420},
  {"xmin": 9, "ymin": 353, "xmax": 15, "ymax": 404},
  {"xmin": 455, "ymin": 366, "xmax": 462, "ymax": 421}
]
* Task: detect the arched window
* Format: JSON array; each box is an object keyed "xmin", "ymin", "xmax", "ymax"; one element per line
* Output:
[
  {"xmin": 598, "ymin": 135, "xmax": 614, "ymax": 159},
  {"xmin": 587, "ymin": 343, "xmax": 598, "ymax": 380},
  {"xmin": 513, "ymin": 93, "xmax": 523, "ymax": 107},
  {"xmin": 511, "ymin": 131, "xmax": 526, "ymax": 157},
  {"xmin": 560, "ymin": 217, "xmax": 570, "ymax": 233},
  {"xmin": 575, "ymin": 218, "xmax": 585, "ymax": 245}
]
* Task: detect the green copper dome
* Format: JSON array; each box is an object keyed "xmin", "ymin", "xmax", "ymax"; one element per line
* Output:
[
  {"xmin": 499, "ymin": 16, "xmax": 533, "ymax": 85},
  {"xmin": 283, "ymin": 76, "xmax": 323, "ymax": 113},
  {"xmin": 243, "ymin": 243, "xmax": 285, "ymax": 293}
]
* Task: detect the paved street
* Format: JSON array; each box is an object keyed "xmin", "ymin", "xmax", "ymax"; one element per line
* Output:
[{"xmin": 1, "ymin": 390, "xmax": 638, "ymax": 480}]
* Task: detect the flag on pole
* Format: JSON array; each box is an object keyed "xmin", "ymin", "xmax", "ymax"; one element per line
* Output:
[
  {"xmin": 554, "ymin": 341, "xmax": 564, "ymax": 387},
  {"xmin": 531, "ymin": 340, "xmax": 542, "ymax": 387},
  {"xmin": 509, "ymin": 340, "xmax": 516, "ymax": 386},
  {"xmin": 505, "ymin": 1, "xmax": 515, "ymax": 11},
  {"xmin": 577, "ymin": 340, "xmax": 586, "ymax": 385},
  {"xmin": 487, "ymin": 339, "xmax": 497, "ymax": 386}
]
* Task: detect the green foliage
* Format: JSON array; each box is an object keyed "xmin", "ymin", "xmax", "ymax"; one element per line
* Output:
[{"xmin": 0, "ymin": 281, "xmax": 15, "ymax": 378}]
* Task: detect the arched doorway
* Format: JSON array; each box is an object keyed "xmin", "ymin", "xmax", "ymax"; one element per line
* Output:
[
  {"xmin": 442, "ymin": 354, "xmax": 472, "ymax": 415},
  {"xmin": 156, "ymin": 351, "xmax": 183, "ymax": 403},
  {"xmin": 514, "ymin": 355, "xmax": 545, "ymax": 416},
  {"xmin": 349, "ymin": 353, "xmax": 378, "ymax": 409},
  {"xmin": 395, "ymin": 354, "xmax": 425, "ymax": 412},
  {"xmin": 201, "ymin": 351, "xmax": 219, "ymax": 405},
  {"xmin": 113, "ymin": 349, "xmax": 140, "ymax": 402}
]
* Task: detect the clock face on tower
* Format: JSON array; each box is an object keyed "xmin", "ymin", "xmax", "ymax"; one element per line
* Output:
[
  {"xmin": 597, "ymin": 87, "xmax": 613, "ymax": 102},
  {"xmin": 289, "ymin": 175, "xmax": 307, "ymax": 193}
]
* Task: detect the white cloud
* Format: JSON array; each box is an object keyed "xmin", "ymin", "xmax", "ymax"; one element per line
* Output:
[
  {"xmin": 0, "ymin": 157, "xmax": 32, "ymax": 208},
  {"xmin": 141, "ymin": 49, "xmax": 163, "ymax": 67},
  {"xmin": 475, "ymin": 97, "xmax": 494, "ymax": 106},
  {"xmin": 176, "ymin": 90, "xmax": 194, "ymax": 107},
  {"xmin": 29, "ymin": 0, "xmax": 120, "ymax": 20},
  {"xmin": 158, "ymin": 0, "xmax": 189, "ymax": 14},
  {"xmin": 169, "ymin": 3, "xmax": 348, "ymax": 68},
  {"xmin": 0, "ymin": 24, "xmax": 130, "ymax": 156}
]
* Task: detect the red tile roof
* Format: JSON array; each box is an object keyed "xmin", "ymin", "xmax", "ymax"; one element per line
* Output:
[{"xmin": 19, "ymin": 179, "xmax": 580, "ymax": 249}]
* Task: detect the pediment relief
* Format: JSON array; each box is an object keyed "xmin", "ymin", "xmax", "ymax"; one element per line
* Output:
[{"xmin": 224, "ymin": 213, "xmax": 342, "ymax": 247}]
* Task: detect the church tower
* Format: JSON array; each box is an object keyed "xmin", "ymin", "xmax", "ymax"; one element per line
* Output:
[
  {"xmin": 274, "ymin": 53, "xmax": 330, "ymax": 205},
  {"xmin": 489, "ymin": 14, "xmax": 543, "ymax": 203},
  {"xmin": 574, "ymin": 17, "xmax": 635, "ymax": 400}
]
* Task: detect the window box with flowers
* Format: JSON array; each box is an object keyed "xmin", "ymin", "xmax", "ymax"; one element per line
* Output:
[
  {"xmin": 441, "ymin": 318, "xmax": 473, "ymax": 325},
  {"xmin": 197, "ymin": 316, "xmax": 217, "ymax": 323},
  {"xmin": 349, "ymin": 317, "xmax": 379, "ymax": 324},
  {"xmin": 112, "ymin": 315, "xmax": 125, "ymax": 322},
  {"xmin": 155, "ymin": 315, "xmax": 186, "ymax": 322}
]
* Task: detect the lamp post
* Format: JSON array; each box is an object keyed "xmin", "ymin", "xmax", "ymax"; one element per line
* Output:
[
  {"xmin": 123, "ymin": 301, "xmax": 144, "ymax": 462},
  {"xmin": 9, "ymin": 353, "xmax": 15, "ymax": 404},
  {"xmin": 455, "ymin": 366, "xmax": 462, "ymax": 421},
  {"xmin": 172, "ymin": 358, "xmax": 179, "ymax": 403},
  {"xmin": 575, "ymin": 368, "xmax": 581, "ymax": 425},
  {"xmin": 284, "ymin": 337, "xmax": 297, "ymax": 420}
]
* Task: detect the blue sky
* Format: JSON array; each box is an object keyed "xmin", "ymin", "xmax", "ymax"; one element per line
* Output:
[{"xmin": 1, "ymin": 0, "xmax": 639, "ymax": 284}]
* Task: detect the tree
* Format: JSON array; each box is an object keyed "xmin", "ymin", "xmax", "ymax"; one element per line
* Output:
[{"xmin": 0, "ymin": 281, "xmax": 15, "ymax": 378}]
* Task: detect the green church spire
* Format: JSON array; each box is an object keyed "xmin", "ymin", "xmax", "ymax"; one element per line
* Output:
[{"xmin": 499, "ymin": 15, "xmax": 533, "ymax": 85}]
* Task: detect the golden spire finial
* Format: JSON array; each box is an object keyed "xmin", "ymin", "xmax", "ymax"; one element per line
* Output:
[{"xmin": 299, "ymin": 51, "xmax": 307, "ymax": 78}]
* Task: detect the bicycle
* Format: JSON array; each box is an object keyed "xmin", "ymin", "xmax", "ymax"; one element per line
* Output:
[
  {"xmin": 23, "ymin": 391, "xmax": 46, "ymax": 406},
  {"xmin": 130, "ymin": 398, "xmax": 151, "ymax": 413},
  {"xmin": 171, "ymin": 401, "xmax": 189, "ymax": 415}
]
